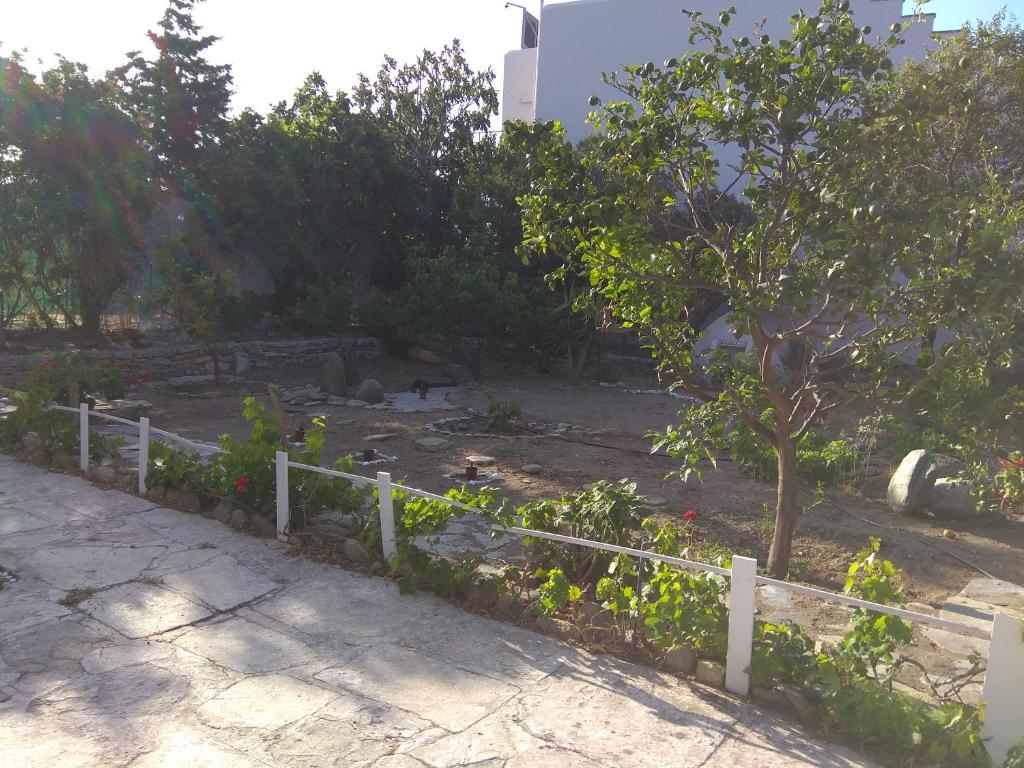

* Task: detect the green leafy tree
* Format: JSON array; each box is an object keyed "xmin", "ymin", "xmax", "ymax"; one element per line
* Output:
[
  {"xmin": 354, "ymin": 40, "xmax": 498, "ymax": 253},
  {"xmin": 110, "ymin": 0, "xmax": 232, "ymax": 193},
  {"xmin": 863, "ymin": 16, "xmax": 1024, "ymax": 451},
  {"xmin": 520, "ymin": 2, "xmax": 1024, "ymax": 576},
  {"xmin": 0, "ymin": 53, "xmax": 149, "ymax": 332}
]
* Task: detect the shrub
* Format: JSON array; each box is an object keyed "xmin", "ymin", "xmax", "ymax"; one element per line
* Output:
[
  {"xmin": 0, "ymin": 383, "xmax": 121, "ymax": 462},
  {"xmin": 285, "ymin": 281, "xmax": 352, "ymax": 334},
  {"xmin": 729, "ymin": 419, "xmax": 864, "ymax": 485},
  {"xmin": 146, "ymin": 397, "xmax": 368, "ymax": 525},
  {"xmin": 519, "ymin": 479, "xmax": 645, "ymax": 584},
  {"xmin": 29, "ymin": 352, "xmax": 129, "ymax": 406}
]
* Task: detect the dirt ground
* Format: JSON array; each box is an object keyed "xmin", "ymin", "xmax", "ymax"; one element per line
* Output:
[{"xmin": 134, "ymin": 355, "xmax": 1024, "ymax": 608}]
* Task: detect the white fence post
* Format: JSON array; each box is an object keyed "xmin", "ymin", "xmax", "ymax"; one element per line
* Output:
[
  {"xmin": 275, "ymin": 451, "xmax": 289, "ymax": 541},
  {"xmin": 137, "ymin": 417, "xmax": 150, "ymax": 495},
  {"xmin": 79, "ymin": 402, "xmax": 89, "ymax": 471},
  {"xmin": 725, "ymin": 555, "xmax": 757, "ymax": 696},
  {"xmin": 377, "ymin": 471, "xmax": 397, "ymax": 561},
  {"xmin": 981, "ymin": 612, "xmax": 1024, "ymax": 765}
]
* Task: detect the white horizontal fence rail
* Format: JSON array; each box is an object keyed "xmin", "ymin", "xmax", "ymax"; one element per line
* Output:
[{"xmin": 39, "ymin": 401, "xmax": 1024, "ymax": 761}]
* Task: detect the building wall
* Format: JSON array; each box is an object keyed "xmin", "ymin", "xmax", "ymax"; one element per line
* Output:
[
  {"xmin": 502, "ymin": 48, "xmax": 539, "ymax": 123},
  {"xmin": 529, "ymin": 0, "xmax": 939, "ymax": 142}
]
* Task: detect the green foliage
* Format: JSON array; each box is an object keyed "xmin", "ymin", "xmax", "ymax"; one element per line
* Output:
[
  {"xmin": 28, "ymin": 353, "xmax": 129, "ymax": 406},
  {"xmin": 728, "ymin": 416, "xmax": 862, "ymax": 485},
  {"xmin": 285, "ymin": 281, "xmax": 352, "ymax": 334},
  {"xmin": 0, "ymin": 382, "xmax": 121, "ymax": 462},
  {"xmin": 752, "ymin": 621, "xmax": 817, "ymax": 687},
  {"xmin": 486, "ymin": 396, "xmax": 521, "ymax": 433},
  {"xmin": 995, "ymin": 452, "xmax": 1024, "ymax": 506},
  {"xmin": 519, "ymin": 480, "xmax": 645, "ymax": 584},
  {"xmin": 520, "ymin": 2, "xmax": 1024, "ymax": 581},
  {"xmin": 147, "ymin": 440, "xmax": 206, "ymax": 491},
  {"xmin": 595, "ymin": 519, "xmax": 730, "ymax": 653},
  {"xmin": 146, "ymin": 397, "xmax": 368, "ymax": 524},
  {"xmin": 385, "ymin": 484, "xmax": 512, "ymax": 596},
  {"xmin": 536, "ymin": 567, "xmax": 581, "ymax": 616}
]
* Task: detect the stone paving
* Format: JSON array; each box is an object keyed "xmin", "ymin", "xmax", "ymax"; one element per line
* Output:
[{"xmin": 0, "ymin": 454, "xmax": 873, "ymax": 767}]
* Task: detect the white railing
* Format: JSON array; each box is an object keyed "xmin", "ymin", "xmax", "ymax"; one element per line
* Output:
[{"xmin": 49, "ymin": 402, "xmax": 1024, "ymax": 764}]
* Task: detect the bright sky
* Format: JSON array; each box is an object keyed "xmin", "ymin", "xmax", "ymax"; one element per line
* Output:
[{"xmin": 1, "ymin": 0, "xmax": 1020, "ymax": 115}]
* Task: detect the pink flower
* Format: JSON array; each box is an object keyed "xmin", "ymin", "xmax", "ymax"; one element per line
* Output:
[
  {"xmin": 684, "ymin": 509, "xmax": 697, "ymax": 522},
  {"xmin": 234, "ymin": 475, "xmax": 250, "ymax": 494}
]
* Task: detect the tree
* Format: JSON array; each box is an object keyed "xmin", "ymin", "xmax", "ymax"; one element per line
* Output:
[
  {"xmin": 520, "ymin": 2, "xmax": 1024, "ymax": 576},
  {"xmin": 862, "ymin": 16, "xmax": 1024, "ymax": 448},
  {"xmin": 0, "ymin": 53, "xmax": 149, "ymax": 333},
  {"xmin": 110, "ymin": 0, "xmax": 232, "ymax": 194},
  {"xmin": 207, "ymin": 73, "xmax": 413, "ymax": 298},
  {"xmin": 354, "ymin": 40, "xmax": 498, "ymax": 254}
]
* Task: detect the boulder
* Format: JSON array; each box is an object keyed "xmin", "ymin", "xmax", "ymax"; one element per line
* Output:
[
  {"xmin": 212, "ymin": 501, "xmax": 233, "ymax": 525},
  {"xmin": 887, "ymin": 449, "xmax": 938, "ymax": 514},
  {"xmin": 53, "ymin": 453, "xmax": 79, "ymax": 472},
  {"xmin": 695, "ymin": 659, "xmax": 726, "ymax": 688},
  {"xmin": 344, "ymin": 538, "xmax": 373, "ymax": 563},
  {"xmin": 20, "ymin": 432, "xmax": 45, "ymax": 462},
  {"xmin": 353, "ymin": 378, "xmax": 384, "ymax": 404},
  {"xmin": 85, "ymin": 465, "xmax": 118, "ymax": 485},
  {"xmin": 179, "ymin": 492, "xmax": 202, "ymax": 515},
  {"xmin": 229, "ymin": 508, "xmax": 250, "ymax": 530},
  {"xmin": 664, "ymin": 645, "xmax": 698, "ymax": 675},
  {"xmin": 145, "ymin": 485, "xmax": 167, "ymax": 504},
  {"xmin": 319, "ymin": 352, "xmax": 347, "ymax": 396},
  {"xmin": 233, "ymin": 349, "xmax": 251, "ymax": 375},
  {"xmin": 250, "ymin": 514, "xmax": 278, "ymax": 539},
  {"xmin": 927, "ymin": 478, "xmax": 979, "ymax": 519},
  {"xmin": 577, "ymin": 601, "xmax": 612, "ymax": 627}
]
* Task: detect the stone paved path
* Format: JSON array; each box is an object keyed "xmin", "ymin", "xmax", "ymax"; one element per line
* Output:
[{"xmin": 0, "ymin": 454, "xmax": 872, "ymax": 767}]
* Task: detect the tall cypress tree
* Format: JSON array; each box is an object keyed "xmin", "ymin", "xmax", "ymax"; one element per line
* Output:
[{"xmin": 110, "ymin": 0, "xmax": 232, "ymax": 195}]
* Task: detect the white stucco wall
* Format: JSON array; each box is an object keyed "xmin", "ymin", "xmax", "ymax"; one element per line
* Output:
[
  {"xmin": 502, "ymin": 48, "xmax": 539, "ymax": 123},
  {"xmin": 526, "ymin": 0, "xmax": 938, "ymax": 142}
]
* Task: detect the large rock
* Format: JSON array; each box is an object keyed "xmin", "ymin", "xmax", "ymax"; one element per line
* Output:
[
  {"xmin": 353, "ymin": 378, "xmax": 384, "ymax": 404},
  {"xmin": 927, "ymin": 477, "xmax": 979, "ymax": 519},
  {"xmin": 887, "ymin": 449, "xmax": 938, "ymax": 514},
  {"xmin": 319, "ymin": 352, "xmax": 347, "ymax": 396},
  {"xmin": 85, "ymin": 465, "xmax": 118, "ymax": 485},
  {"xmin": 233, "ymin": 348, "xmax": 251, "ymax": 375}
]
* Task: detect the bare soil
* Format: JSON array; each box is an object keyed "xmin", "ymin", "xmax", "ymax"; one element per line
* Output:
[{"xmin": 135, "ymin": 355, "xmax": 1024, "ymax": 607}]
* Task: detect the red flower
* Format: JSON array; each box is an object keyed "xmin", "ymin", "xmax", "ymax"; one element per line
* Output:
[
  {"xmin": 234, "ymin": 475, "xmax": 251, "ymax": 494},
  {"xmin": 684, "ymin": 509, "xmax": 697, "ymax": 522}
]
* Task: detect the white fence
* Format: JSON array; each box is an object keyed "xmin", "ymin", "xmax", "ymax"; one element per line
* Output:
[{"xmin": 54, "ymin": 402, "xmax": 1024, "ymax": 764}]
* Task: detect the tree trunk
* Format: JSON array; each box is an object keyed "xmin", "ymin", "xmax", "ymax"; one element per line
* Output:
[{"xmin": 767, "ymin": 430, "xmax": 800, "ymax": 578}]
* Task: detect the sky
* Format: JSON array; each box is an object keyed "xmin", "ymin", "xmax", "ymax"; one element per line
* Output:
[{"xmin": 1, "ymin": 0, "xmax": 1021, "ymax": 116}]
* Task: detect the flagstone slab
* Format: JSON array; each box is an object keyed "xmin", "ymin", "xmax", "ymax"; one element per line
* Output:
[
  {"xmin": 197, "ymin": 674, "xmax": 336, "ymax": 730},
  {"xmin": 80, "ymin": 582, "xmax": 213, "ymax": 639}
]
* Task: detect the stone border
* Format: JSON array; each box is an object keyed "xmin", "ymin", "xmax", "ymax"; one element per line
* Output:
[
  {"xmin": 442, "ymin": 471, "xmax": 504, "ymax": 485},
  {"xmin": 426, "ymin": 415, "xmax": 581, "ymax": 440}
]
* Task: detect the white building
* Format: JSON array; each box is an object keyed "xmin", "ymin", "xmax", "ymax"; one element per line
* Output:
[
  {"xmin": 503, "ymin": 0, "xmax": 942, "ymax": 140},
  {"xmin": 502, "ymin": 1, "xmax": 956, "ymax": 363}
]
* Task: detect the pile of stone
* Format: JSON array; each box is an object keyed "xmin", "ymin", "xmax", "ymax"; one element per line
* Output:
[{"xmin": 887, "ymin": 449, "xmax": 978, "ymax": 518}]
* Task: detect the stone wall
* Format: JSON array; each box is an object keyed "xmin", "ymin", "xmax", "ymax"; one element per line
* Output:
[{"xmin": 0, "ymin": 335, "xmax": 382, "ymax": 387}]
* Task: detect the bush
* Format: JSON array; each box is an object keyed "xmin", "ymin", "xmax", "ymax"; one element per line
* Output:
[
  {"xmin": 729, "ymin": 419, "xmax": 863, "ymax": 485},
  {"xmin": 0, "ymin": 382, "xmax": 122, "ymax": 462},
  {"xmin": 285, "ymin": 281, "xmax": 352, "ymax": 334},
  {"xmin": 147, "ymin": 397, "xmax": 369, "ymax": 525},
  {"xmin": 29, "ymin": 352, "xmax": 129, "ymax": 405}
]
